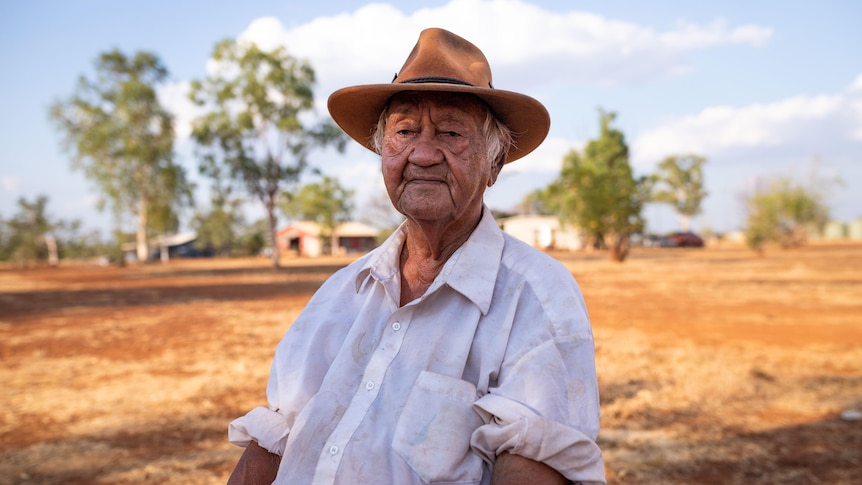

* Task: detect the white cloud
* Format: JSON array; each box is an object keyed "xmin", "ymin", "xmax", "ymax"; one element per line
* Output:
[
  {"xmin": 176, "ymin": 0, "xmax": 778, "ymax": 159},
  {"xmin": 660, "ymin": 19, "xmax": 771, "ymax": 49},
  {"xmin": 1, "ymin": 175, "xmax": 21, "ymax": 193},
  {"xmin": 235, "ymin": 0, "xmax": 773, "ymax": 98},
  {"xmin": 631, "ymin": 77, "xmax": 862, "ymax": 168},
  {"xmin": 157, "ymin": 81, "xmax": 199, "ymax": 139},
  {"xmin": 846, "ymin": 74, "xmax": 862, "ymax": 141},
  {"xmin": 85, "ymin": 193, "xmax": 100, "ymax": 208}
]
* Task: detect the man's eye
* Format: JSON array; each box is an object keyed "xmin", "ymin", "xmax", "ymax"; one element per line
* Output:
[
  {"xmin": 397, "ymin": 129, "xmax": 412, "ymax": 136},
  {"xmin": 443, "ymin": 131, "xmax": 460, "ymax": 137}
]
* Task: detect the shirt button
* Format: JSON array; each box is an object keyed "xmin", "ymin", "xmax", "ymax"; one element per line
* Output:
[
  {"xmin": 392, "ymin": 322, "xmax": 401, "ymax": 331},
  {"xmin": 329, "ymin": 445, "xmax": 339, "ymax": 455},
  {"xmin": 365, "ymin": 381, "xmax": 375, "ymax": 390}
]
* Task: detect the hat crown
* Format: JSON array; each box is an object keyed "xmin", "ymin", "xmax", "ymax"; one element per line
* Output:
[{"xmin": 394, "ymin": 28, "xmax": 493, "ymax": 89}]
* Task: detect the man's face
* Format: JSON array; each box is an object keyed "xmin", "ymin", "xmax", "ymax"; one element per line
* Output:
[{"xmin": 380, "ymin": 92, "xmax": 499, "ymax": 227}]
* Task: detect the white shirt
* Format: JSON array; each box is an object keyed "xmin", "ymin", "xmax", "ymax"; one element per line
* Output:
[{"xmin": 229, "ymin": 206, "xmax": 606, "ymax": 484}]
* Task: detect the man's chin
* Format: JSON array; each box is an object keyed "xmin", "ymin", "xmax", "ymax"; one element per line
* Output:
[{"xmin": 398, "ymin": 203, "xmax": 452, "ymax": 224}]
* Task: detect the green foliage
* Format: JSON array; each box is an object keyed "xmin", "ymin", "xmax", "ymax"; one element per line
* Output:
[
  {"xmin": 0, "ymin": 195, "xmax": 107, "ymax": 264},
  {"xmin": 190, "ymin": 175, "xmax": 246, "ymax": 257},
  {"xmin": 542, "ymin": 111, "xmax": 648, "ymax": 262},
  {"xmin": 744, "ymin": 176, "xmax": 830, "ymax": 251},
  {"xmin": 49, "ymin": 49, "xmax": 192, "ymax": 261},
  {"xmin": 281, "ymin": 175, "xmax": 355, "ymax": 255},
  {"xmin": 281, "ymin": 175, "xmax": 355, "ymax": 226},
  {"xmin": 651, "ymin": 154, "xmax": 708, "ymax": 231},
  {"xmin": 146, "ymin": 162, "xmax": 194, "ymax": 236},
  {"xmin": 235, "ymin": 219, "xmax": 269, "ymax": 257},
  {"xmin": 58, "ymin": 227, "xmax": 111, "ymax": 261},
  {"xmin": 0, "ymin": 196, "xmax": 54, "ymax": 263},
  {"xmin": 189, "ymin": 39, "xmax": 347, "ymax": 267}
]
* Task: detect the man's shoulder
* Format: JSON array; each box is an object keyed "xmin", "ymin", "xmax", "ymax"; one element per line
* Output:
[
  {"xmin": 496, "ymin": 232, "xmax": 590, "ymax": 337},
  {"xmin": 499, "ymin": 232, "xmax": 571, "ymax": 278},
  {"xmin": 330, "ymin": 248, "xmax": 380, "ymax": 281},
  {"xmin": 306, "ymin": 248, "xmax": 381, "ymax": 296}
]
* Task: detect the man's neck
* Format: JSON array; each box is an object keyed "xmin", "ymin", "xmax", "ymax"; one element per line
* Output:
[{"xmin": 397, "ymin": 209, "xmax": 483, "ymax": 305}]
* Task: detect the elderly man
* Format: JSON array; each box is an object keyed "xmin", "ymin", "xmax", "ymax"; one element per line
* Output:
[{"xmin": 227, "ymin": 28, "xmax": 605, "ymax": 485}]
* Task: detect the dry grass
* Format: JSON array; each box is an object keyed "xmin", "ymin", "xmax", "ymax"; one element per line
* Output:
[{"xmin": 1, "ymin": 244, "xmax": 860, "ymax": 484}]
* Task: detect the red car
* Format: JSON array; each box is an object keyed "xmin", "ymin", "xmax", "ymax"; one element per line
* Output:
[{"xmin": 665, "ymin": 231, "xmax": 705, "ymax": 248}]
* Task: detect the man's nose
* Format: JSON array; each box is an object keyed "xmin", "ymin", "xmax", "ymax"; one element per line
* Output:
[{"xmin": 406, "ymin": 130, "xmax": 444, "ymax": 166}]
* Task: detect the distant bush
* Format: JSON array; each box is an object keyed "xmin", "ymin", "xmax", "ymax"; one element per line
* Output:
[{"xmin": 744, "ymin": 176, "xmax": 829, "ymax": 251}]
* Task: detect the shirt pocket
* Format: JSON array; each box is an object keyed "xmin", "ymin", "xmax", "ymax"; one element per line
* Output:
[{"xmin": 393, "ymin": 370, "xmax": 485, "ymax": 484}]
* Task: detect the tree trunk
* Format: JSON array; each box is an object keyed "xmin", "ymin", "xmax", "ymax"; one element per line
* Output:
[
  {"xmin": 45, "ymin": 235, "xmax": 59, "ymax": 267},
  {"xmin": 330, "ymin": 229, "xmax": 339, "ymax": 256},
  {"xmin": 679, "ymin": 214, "xmax": 692, "ymax": 232},
  {"xmin": 137, "ymin": 194, "xmax": 149, "ymax": 263},
  {"xmin": 266, "ymin": 196, "xmax": 280, "ymax": 268},
  {"xmin": 606, "ymin": 232, "xmax": 631, "ymax": 262}
]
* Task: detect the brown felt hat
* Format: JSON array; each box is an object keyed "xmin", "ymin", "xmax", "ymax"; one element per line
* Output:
[{"xmin": 327, "ymin": 28, "xmax": 550, "ymax": 163}]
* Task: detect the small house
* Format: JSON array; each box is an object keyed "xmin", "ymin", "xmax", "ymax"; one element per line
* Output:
[
  {"xmin": 277, "ymin": 221, "xmax": 379, "ymax": 257},
  {"xmin": 499, "ymin": 215, "xmax": 584, "ymax": 251}
]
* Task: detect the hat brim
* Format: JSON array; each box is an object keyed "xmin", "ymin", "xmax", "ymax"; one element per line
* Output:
[{"xmin": 327, "ymin": 83, "xmax": 550, "ymax": 164}]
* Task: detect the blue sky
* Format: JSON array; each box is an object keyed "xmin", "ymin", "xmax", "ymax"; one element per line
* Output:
[{"xmin": 2, "ymin": 0, "xmax": 860, "ymax": 236}]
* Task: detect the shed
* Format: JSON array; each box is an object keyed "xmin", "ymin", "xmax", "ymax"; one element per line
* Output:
[{"xmin": 121, "ymin": 232, "xmax": 199, "ymax": 262}]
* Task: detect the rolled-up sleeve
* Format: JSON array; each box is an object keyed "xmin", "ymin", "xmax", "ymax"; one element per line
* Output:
[
  {"xmin": 228, "ymin": 406, "xmax": 291, "ymax": 455},
  {"xmin": 471, "ymin": 394, "xmax": 605, "ymax": 484},
  {"xmin": 470, "ymin": 325, "xmax": 606, "ymax": 484}
]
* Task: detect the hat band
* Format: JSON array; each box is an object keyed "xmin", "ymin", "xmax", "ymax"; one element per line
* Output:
[{"xmin": 397, "ymin": 76, "xmax": 484, "ymax": 87}]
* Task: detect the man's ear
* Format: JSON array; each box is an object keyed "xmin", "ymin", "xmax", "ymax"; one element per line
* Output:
[{"xmin": 487, "ymin": 153, "xmax": 506, "ymax": 187}]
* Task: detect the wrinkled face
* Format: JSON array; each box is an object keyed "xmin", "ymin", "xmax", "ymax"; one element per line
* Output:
[{"xmin": 380, "ymin": 92, "xmax": 499, "ymax": 226}]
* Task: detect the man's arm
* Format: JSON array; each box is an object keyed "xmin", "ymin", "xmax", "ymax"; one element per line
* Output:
[
  {"xmin": 492, "ymin": 451, "xmax": 567, "ymax": 485},
  {"xmin": 227, "ymin": 440, "xmax": 282, "ymax": 485}
]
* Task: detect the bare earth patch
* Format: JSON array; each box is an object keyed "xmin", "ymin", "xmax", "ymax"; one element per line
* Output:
[{"xmin": 1, "ymin": 244, "xmax": 860, "ymax": 484}]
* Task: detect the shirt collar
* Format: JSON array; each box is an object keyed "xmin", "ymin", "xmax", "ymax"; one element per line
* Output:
[
  {"xmin": 354, "ymin": 223, "xmax": 405, "ymax": 301},
  {"xmin": 354, "ymin": 206, "xmax": 503, "ymax": 314}
]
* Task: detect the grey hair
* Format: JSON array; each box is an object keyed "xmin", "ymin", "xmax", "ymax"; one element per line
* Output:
[{"xmin": 370, "ymin": 100, "xmax": 514, "ymax": 166}]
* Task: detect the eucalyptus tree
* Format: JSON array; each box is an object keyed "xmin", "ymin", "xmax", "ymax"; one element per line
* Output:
[
  {"xmin": 542, "ymin": 111, "xmax": 648, "ymax": 262},
  {"xmin": 189, "ymin": 39, "xmax": 346, "ymax": 267},
  {"xmin": 651, "ymin": 154, "xmax": 708, "ymax": 231},
  {"xmin": 50, "ymin": 50, "xmax": 192, "ymax": 262}
]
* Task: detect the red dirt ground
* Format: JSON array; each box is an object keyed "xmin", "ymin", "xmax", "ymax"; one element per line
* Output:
[{"xmin": 1, "ymin": 243, "xmax": 860, "ymax": 484}]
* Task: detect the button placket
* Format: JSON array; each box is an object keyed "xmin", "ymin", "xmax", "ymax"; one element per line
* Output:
[{"xmin": 315, "ymin": 312, "xmax": 413, "ymax": 482}]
